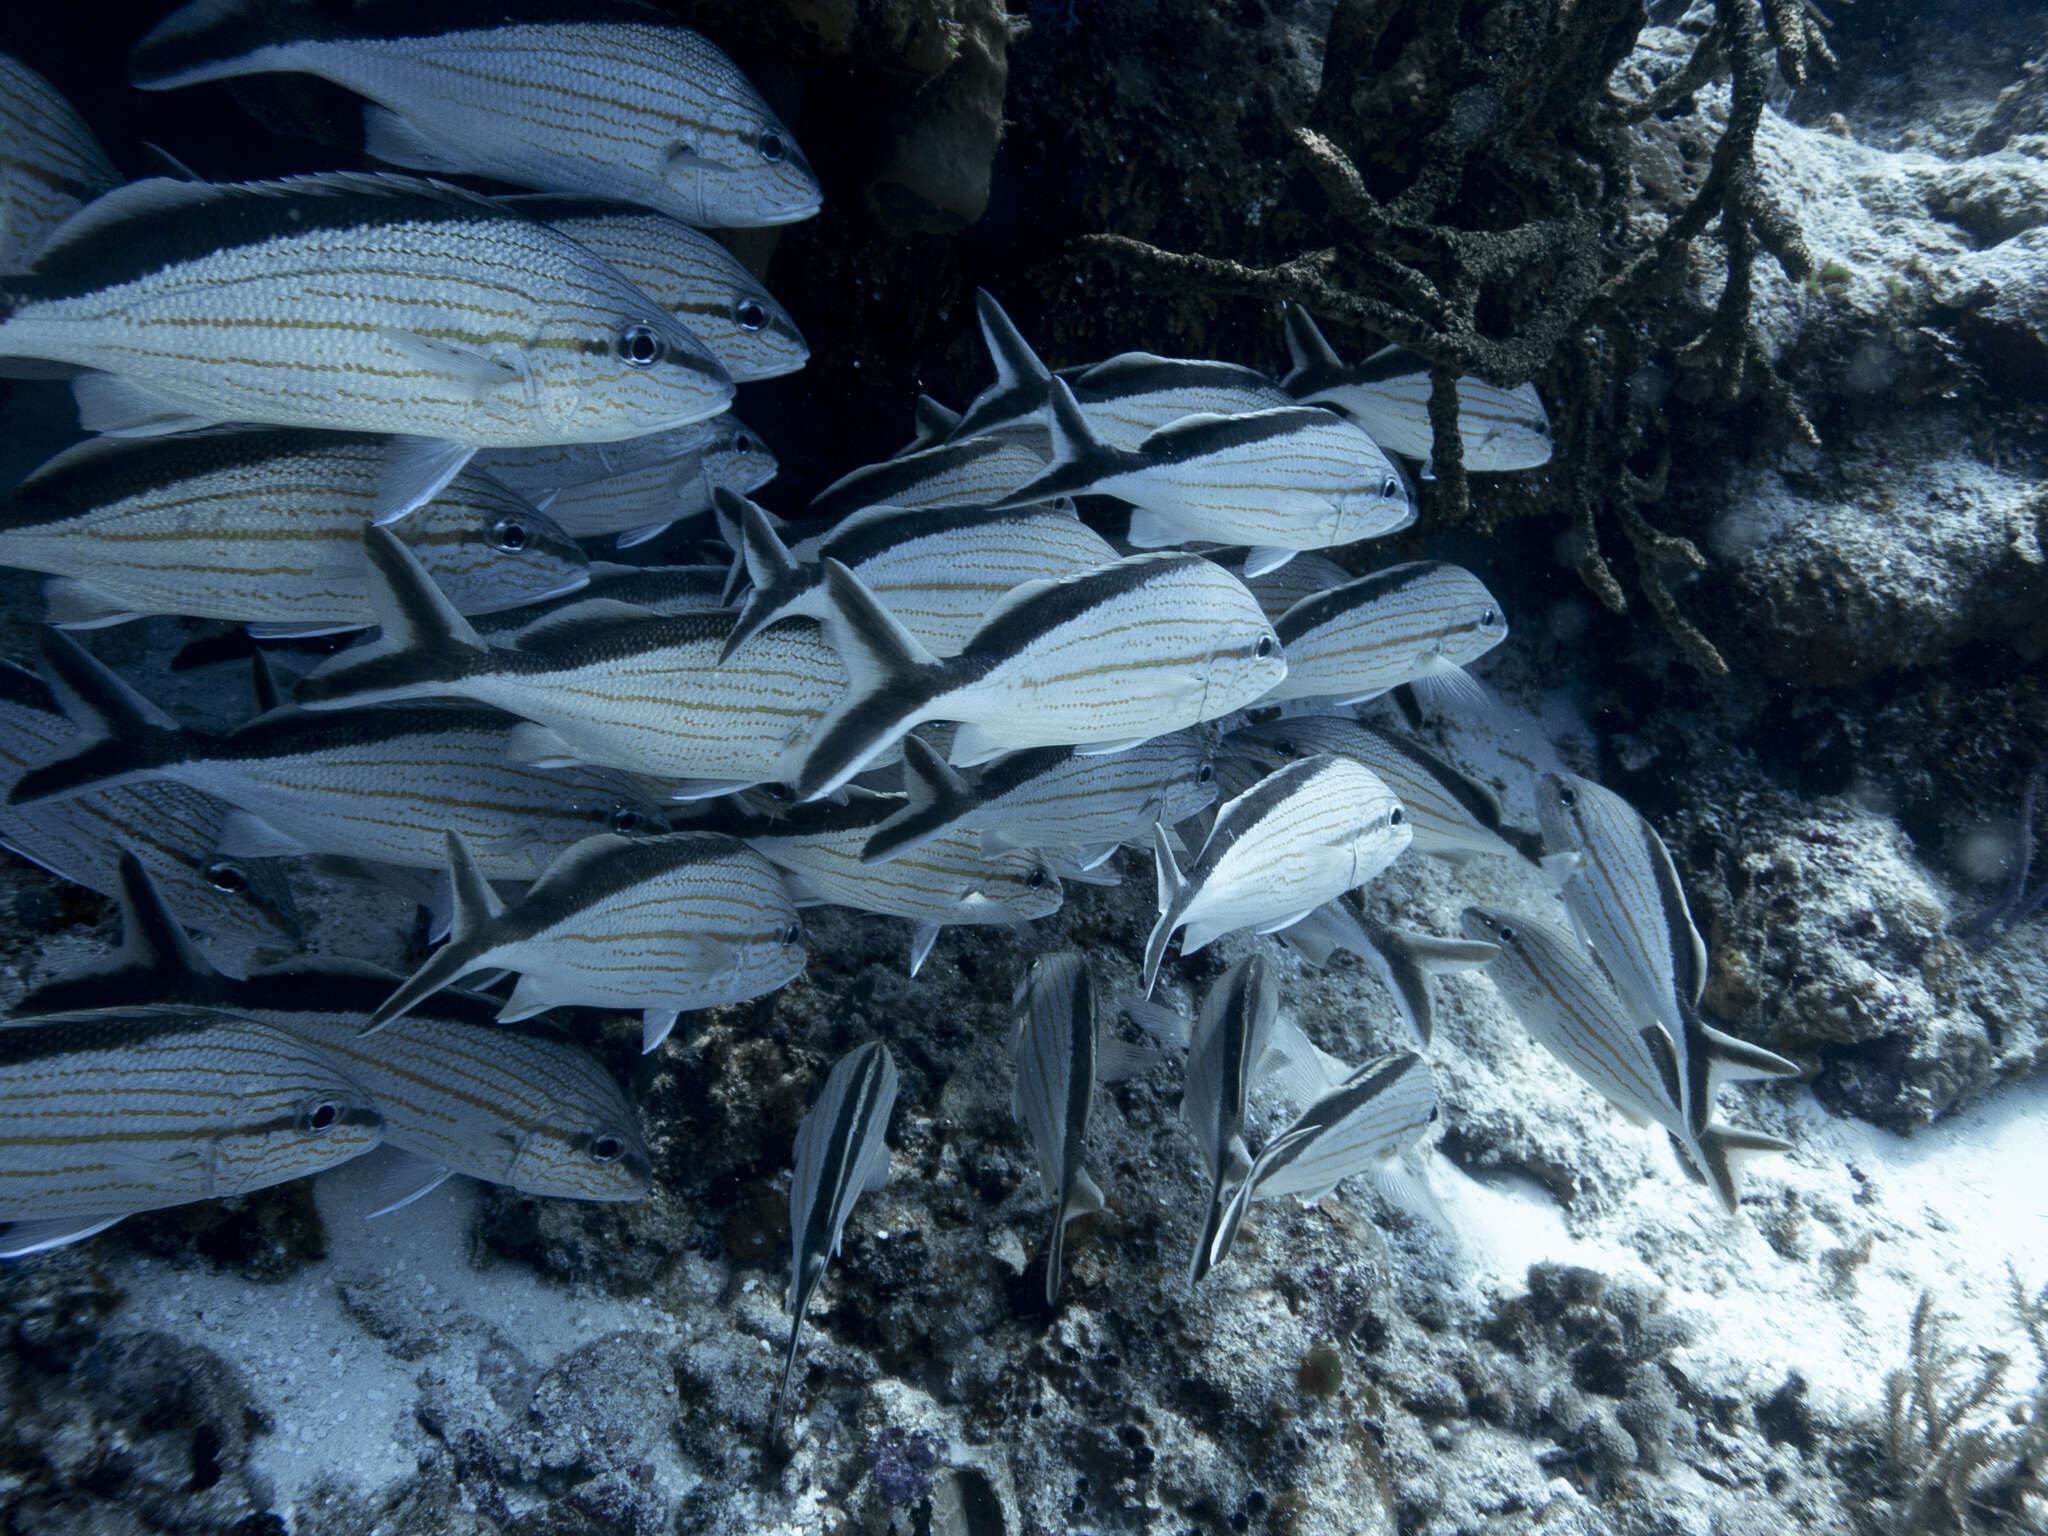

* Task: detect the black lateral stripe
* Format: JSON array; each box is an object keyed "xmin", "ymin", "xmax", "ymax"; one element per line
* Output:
[
  {"xmin": 810, "ymin": 440, "xmax": 1015, "ymax": 520},
  {"xmin": 1276, "ymin": 563, "xmax": 1446, "ymax": 646},
  {"xmin": 1076, "ymin": 356, "xmax": 1273, "ymax": 401},
  {"xmin": 1202, "ymin": 756, "xmax": 1329, "ymax": 866},
  {"xmin": 820, "ymin": 506, "xmax": 1022, "ymax": 567},
  {"xmin": 961, "ymin": 746, "xmax": 1076, "ymax": 805},
  {"xmin": 1358, "ymin": 723, "xmax": 1505, "ymax": 833},
  {"xmin": 20, "ymin": 180, "xmax": 513, "ymax": 306},
  {"xmin": 800, "ymin": 1045, "xmax": 889, "ymax": 1257},
  {"xmin": 1058, "ymin": 963, "xmax": 1098, "ymax": 1183},
  {"xmin": 1143, "ymin": 408, "xmax": 1334, "ymax": 465},
  {"xmin": 961, "ymin": 553, "xmax": 1180, "ymax": 665},
  {"xmin": 688, "ymin": 790, "xmax": 902, "ymax": 842},
  {"xmin": 0, "ymin": 1012, "xmax": 220, "ymax": 1068},
  {"xmin": 1348, "ymin": 348, "xmax": 1429, "ymax": 386},
  {"xmin": 215, "ymin": 704, "xmax": 518, "ymax": 764},
  {"xmin": 1216, "ymin": 957, "xmax": 1262, "ymax": 1121},
  {"xmin": 1644, "ymin": 820, "xmax": 1704, "ymax": 1005},
  {"xmin": 1639, "ymin": 1025, "xmax": 1683, "ymax": 1114}
]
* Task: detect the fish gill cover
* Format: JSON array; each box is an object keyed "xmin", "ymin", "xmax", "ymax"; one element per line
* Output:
[{"xmin": 0, "ymin": 2, "xmax": 2043, "ymax": 1535}]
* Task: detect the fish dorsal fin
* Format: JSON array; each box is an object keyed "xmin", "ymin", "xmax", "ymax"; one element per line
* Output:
[
  {"xmin": 445, "ymin": 830, "xmax": 505, "ymax": 943},
  {"xmin": 115, "ymin": 849, "xmax": 219, "ymax": 981},
  {"xmin": 817, "ymin": 557, "xmax": 939, "ymax": 684},
  {"xmin": 1119, "ymin": 992, "xmax": 1190, "ymax": 1051},
  {"xmin": 1280, "ymin": 303, "xmax": 1345, "ymax": 390},
  {"xmin": 901, "ymin": 395, "xmax": 962, "ymax": 455},
  {"xmin": 950, "ymin": 290, "xmax": 1053, "ymax": 440},
  {"xmin": 294, "ymin": 526, "xmax": 488, "ymax": 707},
  {"xmin": 13, "ymin": 431, "xmax": 175, "ymax": 490},
  {"xmin": 29, "ymin": 178, "xmax": 230, "ymax": 271}
]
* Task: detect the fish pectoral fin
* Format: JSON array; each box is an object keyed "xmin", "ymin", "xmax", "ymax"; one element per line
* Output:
[
  {"xmin": 366, "ymin": 1150, "xmax": 456, "ymax": 1218},
  {"xmin": 375, "ymin": 328, "xmax": 518, "ymax": 398},
  {"xmin": 908, "ymin": 920, "xmax": 942, "ymax": 977},
  {"xmin": 614, "ymin": 521, "xmax": 674, "ymax": 549},
  {"xmin": 215, "ymin": 809, "xmax": 311, "ymax": 860},
  {"xmin": 1241, "ymin": 546, "xmax": 1298, "ymax": 578},
  {"xmin": 497, "ymin": 971, "xmax": 570, "ymax": 1022},
  {"xmin": 1538, "ymin": 851, "xmax": 1582, "ymax": 887},
  {"xmin": 504, "ymin": 722, "xmax": 586, "ymax": 769},
  {"xmin": 0, "ymin": 1214, "xmax": 128, "ymax": 1259},
  {"xmin": 665, "ymin": 777, "xmax": 759, "ymax": 802},
  {"xmin": 373, "ymin": 434, "xmax": 479, "ymax": 525},
  {"xmin": 665, "ymin": 142, "xmax": 734, "ymax": 173},
  {"xmin": 1253, "ymin": 907, "xmax": 1319, "ymax": 936},
  {"xmin": 1072, "ymin": 736, "xmax": 1150, "ymax": 757},
  {"xmin": 71, "ymin": 371, "xmax": 222, "ymax": 437},
  {"xmin": 1124, "ymin": 507, "xmax": 1185, "ymax": 549},
  {"xmin": 642, "ymin": 1008, "xmax": 681, "ymax": 1053},
  {"xmin": 361, "ymin": 103, "xmax": 467, "ymax": 175},
  {"xmin": 42, "ymin": 577, "xmax": 141, "ymax": 629},
  {"xmin": 1097, "ymin": 1038, "xmax": 1163, "ymax": 1083},
  {"xmin": 946, "ymin": 723, "xmax": 1004, "ymax": 767}
]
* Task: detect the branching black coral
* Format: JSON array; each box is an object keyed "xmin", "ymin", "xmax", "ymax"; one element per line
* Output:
[{"xmin": 1080, "ymin": 0, "xmax": 1828, "ymax": 676}]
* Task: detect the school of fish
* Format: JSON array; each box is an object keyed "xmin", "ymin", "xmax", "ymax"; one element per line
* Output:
[{"xmin": 0, "ymin": 1, "xmax": 1801, "ymax": 1442}]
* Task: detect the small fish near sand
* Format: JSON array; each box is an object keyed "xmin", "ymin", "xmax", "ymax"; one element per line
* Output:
[{"xmin": 775, "ymin": 1040, "xmax": 898, "ymax": 1437}]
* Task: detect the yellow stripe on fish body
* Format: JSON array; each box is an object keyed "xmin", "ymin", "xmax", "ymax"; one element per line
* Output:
[
  {"xmin": 1143, "ymin": 753, "xmax": 1412, "ymax": 994},
  {"xmin": 0, "ymin": 173, "xmax": 731, "ymax": 447},
  {"xmin": 0, "ymin": 1012, "xmax": 381, "ymax": 1227},
  {"xmin": 0, "ymin": 55, "xmax": 119, "ymax": 272},
  {"xmin": 0, "ymin": 663, "xmax": 300, "ymax": 953},
  {"xmin": 511, "ymin": 196, "xmax": 808, "ymax": 381},
  {"xmin": 1067, "ymin": 352, "xmax": 1299, "ymax": 450},
  {"xmin": 808, "ymin": 435, "xmax": 1050, "ymax": 522},
  {"xmin": 133, "ymin": 3, "xmax": 822, "ymax": 228},
  {"xmin": 471, "ymin": 421, "xmax": 729, "ymax": 495},
  {"xmin": 1228, "ymin": 552, "xmax": 1355, "ymax": 622},
  {"xmin": 0, "ymin": 429, "xmax": 586, "ymax": 631},
  {"xmin": 1261, "ymin": 561, "xmax": 1507, "ymax": 705}
]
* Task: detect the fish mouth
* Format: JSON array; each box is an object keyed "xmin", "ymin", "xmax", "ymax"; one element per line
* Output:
[{"xmin": 750, "ymin": 196, "xmax": 825, "ymax": 226}]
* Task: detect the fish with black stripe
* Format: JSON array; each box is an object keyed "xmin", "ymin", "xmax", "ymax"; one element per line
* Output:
[{"xmin": 1261, "ymin": 561, "xmax": 1507, "ymax": 709}]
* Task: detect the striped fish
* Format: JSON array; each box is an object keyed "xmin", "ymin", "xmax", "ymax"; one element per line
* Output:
[
  {"xmin": 990, "ymin": 379, "xmax": 1412, "ymax": 578},
  {"xmin": 677, "ymin": 787, "xmax": 1062, "ymax": 976},
  {"xmin": 1262, "ymin": 562, "xmax": 1507, "ymax": 707},
  {"xmin": 775, "ymin": 1040, "xmax": 896, "ymax": 1436},
  {"xmin": 1143, "ymin": 754, "xmax": 1411, "ymax": 995},
  {"xmin": 1534, "ymin": 772, "xmax": 1797, "ymax": 1137},
  {"xmin": 862, "ymin": 732, "xmax": 1215, "ymax": 868},
  {"xmin": 944, "ymin": 290, "xmax": 1062, "ymax": 443},
  {"xmin": 295, "ymin": 527, "xmax": 845, "ymax": 793},
  {"xmin": 1222, "ymin": 716, "xmax": 1539, "ymax": 865},
  {"xmin": 9, "ymin": 852, "xmax": 650, "ymax": 1210},
  {"xmin": 370, "ymin": 830, "xmax": 806, "ymax": 1051},
  {"xmin": 1066, "ymin": 352, "xmax": 1301, "ymax": 451},
  {"xmin": 1281, "ymin": 305, "xmax": 1552, "ymax": 472},
  {"xmin": 720, "ymin": 491, "xmax": 1120, "ymax": 661},
  {"xmin": 1011, "ymin": 950, "xmax": 1102, "ymax": 1305},
  {"xmin": 0, "ymin": 1010, "xmax": 383, "ymax": 1257},
  {"xmin": 0, "ymin": 430, "xmax": 588, "ymax": 633},
  {"xmin": 0, "ymin": 660, "xmax": 300, "ymax": 956},
  {"xmin": 506, "ymin": 196, "xmax": 806, "ymax": 380},
  {"xmin": 472, "ymin": 421, "xmax": 729, "ymax": 496},
  {"xmin": 477, "ymin": 419, "xmax": 777, "ymax": 546},
  {"xmin": 131, "ymin": 0, "xmax": 822, "ymax": 228},
  {"xmin": 1226, "ymin": 552, "xmax": 1356, "ymax": 623},
  {"xmin": 1178, "ymin": 953, "xmax": 1278, "ymax": 1283},
  {"xmin": 791, "ymin": 553, "xmax": 1285, "ymax": 801},
  {"xmin": 1460, "ymin": 905, "xmax": 1792, "ymax": 1212},
  {"xmin": 1227, "ymin": 1052, "xmax": 1438, "ymax": 1226},
  {"xmin": 474, "ymin": 562, "xmax": 729, "ymax": 638},
  {"xmin": 0, "ymin": 54, "xmax": 119, "ymax": 272},
  {"xmin": 11, "ymin": 631, "xmax": 671, "ymax": 881},
  {"xmin": 807, "ymin": 432, "xmax": 1049, "ymax": 524},
  {"xmin": 1274, "ymin": 895, "xmax": 1498, "ymax": 1047},
  {"xmin": 0, "ymin": 172, "xmax": 732, "ymax": 519}
]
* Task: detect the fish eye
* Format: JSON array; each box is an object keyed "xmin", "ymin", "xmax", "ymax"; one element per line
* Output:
[
  {"xmin": 1427, "ymin": 1105, "xmax": 1440, "ymax": 1123},
  {"xmin": 1196, "ymin": 763, "xmax": 1215, "ymax": 785},
  {"xmin": 762, "ymin": 781, "xmax": 792, "ymax": 802},
  {"xmin": 1276, "ymin": 739, "xmax": 1297, "ymax": 756},
  {"xmin": 1255, "ymin": 635, "xmax": 1274, "ymax": 659},
  {"xmin": 618, "ymin": 323, "xmax": 664, "ymax": 368},
  {"xmin": 1480, "ymin": 607, "xmax": 1500, "ymax": 628},
  {"xmin": 491, "ymin": 517, "xmax": 528, "ymax": 552},
  {"xmin": 735, "ymin": 299, "xmax": 767, "ymax": 332},
  {"xmin": 1497, "ymin": 924, "xmax": 1517, "ymax": 944},
  {"xmin": 1381, "ymin": 475, "xmax": 1401, "ymax": 498},
  {"xmin": 1389, "ymin": 807, "xmax": 1405, "ymax": 826},
  {"xmin": 1557, "ymin": 786, "xmax": 1578, "ymax": 808},
  {"xmin": 782, "ymin": 921, "xmax": 803, "ymax": 946},
  {"xmin": 303, "ymin": 1099, "xmax": 339, "ymax": 1132},
  {"xmin": 204, "ymin": 862, "xmax": 248, "ymax": 894},
  {"xmin": 591, "ymin": 1133, "xmax": 626, "ymax": 1164},
  {"xmin": 734, "ymin": 433, "xmax": 755, "ymax": 454},
  {"xmin": 611, "ymin": 806, "xmax": 644, "ymax": 833},
  {"xmin": 758, "ymin": 130, "xmax": 786, "ymax": 162},
  {"xmin": 1027, "ymin": 867, "xmax": 1047, "ymax": 890}
]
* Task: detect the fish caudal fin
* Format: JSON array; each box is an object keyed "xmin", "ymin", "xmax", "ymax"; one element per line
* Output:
[
  {"xmin": 717, "ymin": 490, "xmax": 809, "ymax": 663},
  {"xmin": 295, "ymin": 526, "xmax": 487, "ymax": 710},
  {"xmin": 7, "ymin": 631, "xmax": 188, "ymax": 806},
  {"xmin": 950, "ymin": 289, "xmax": 1053, "ymax": 441},
  {"xmin": 1696, "ymin": 1018, "xmax": 1801, "ymax": 1084},
  {"xmin": 1141, "ymin": 822, "xmax": 1187, "ymax": 997},
  {"xmin": 1687, "ymin": 1125, "xmax": 1794, "ymax": 1215},
  {"xmin": 114, "ymin": 850, "xmax": 220, "ymax": 984},
  {"xmin": 361, "ymin": 832, "xmax": 499, "ymax": 1035},
  {"xmin": 860, "ymin": 734, "xmax": 973, "ymax": 864},
  {"xmin": 1279, "ymin": 303, "xmax": 1345, "ymax": 393},
  {"xmin": 129, "ymin": 0, "xmax": 349, "ymax": 89},
  {"xmin": 1044, "ymin": 1167, "xmax": 1104, "ymax": 1307},
  {"xmin": 789, "ymin": 560, "xmax": 941, "ymax": 802}
]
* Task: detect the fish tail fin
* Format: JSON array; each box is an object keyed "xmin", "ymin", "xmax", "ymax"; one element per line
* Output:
[
  {"xmin": 789, "ymin": 560, "xmax": 939, "ymax": 801},
  {"xmin": 360, "ymin": 832, "xmax": 498, "ymax": 1035},
  {"xmin": 1045, "ymin": 1167, "xmax": 1104, "ymax": 1307},
  {"xmin": 1279, "ymin": 303, "xmax": 1344, "ymax": 392},
  {"xmin": 115, "ymin": 850, "xmax": 220, "ymax": 983},
  {"xmin": 444, "ymin": 830, "xmax": 504, "ymax": 945},
  {"xmin": 129, "ymin": 0, "xmax": 347, "ymax": 89},
  {"xmin": 1695, "ymin": 1015, "xmax": 1801, "ymax": 1083},
  {"xmin": 905, "ymin": 393, "xmax": 961, "ymax": 452},
  {"xmin": 1141, "ymin": 822, "xmax": 1187, "ymax": 997},
  {"xmin": 295, "ymin": 526, "xmax": 486, "ymax": 709},
  {"xmin": 1686, "ymin": 1125, "xmax": 1794, "ymax": 1215},
  {"xmin": 1043, "ymin": 375, "xmax": 1114, "ymax": 474},
  {"xmin": 363, "ymin": 940, "xmax": 481, "ymax": 1036},
  {"xmin": 7, "ymin": 631, "xmax": 189, "ymax": 805},
  {"xmin": 1195, "ymin": 1167, "xmax": 1257, "ymax": 1285},
  {"xmin": 717, "ymin": 489, "xmax": 809, "ymax": 662},
  {"xmin": 860, "ymin": 734, "xmax": 972, "ymax": 864}
]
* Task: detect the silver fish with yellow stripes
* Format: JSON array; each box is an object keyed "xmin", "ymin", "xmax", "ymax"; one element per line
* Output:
[
  {"xmin": 0, "ymin": 172, "xmax": 732, "ymax": 519},
  {"xmin": 775, "ymin": 1040, "xmax": 896, "ymax": 1437},
  {"xmin": 1460, "ymin": 905, "xmax": 1792, "ymax": 1213},
  {"xmin": 1223, "ymin": 716, "xmax": 1540, "ymax": 865},
  {"xmin": 1261, "ymin": 561, "xmax": 1507, "ymax": 708},
  {"xmin": 474, "ymin": 562, "xmax": 729, "ymax": 639},
  {"xmin": 296, "ymin": 527, "xmax": 845, "ymax": 794},
  {"xmin": 1227, "ymin": 551, "xmax": 1355, "ymax": 623},
  {"xmin": 132, "ymin": 0, "xmax": 821, "ymax": 228},
  {"xmin": 0, "ymin": 1010, "xmax": 382, "ymax": 1258},
  {"xmin": 370, "ymin": 830, "xmax": 805, "ymax": 1052},
  {"xmin": 1281, "ymin": 305, "xmax": 1552, "ymax": 472},
  {"xmin": 678, "ymin": 787, "xmax": 1062, "ymax": 977},
  {"xmin": 0, "ymin": 54, "xmax": 119, "ymax": 272},
  {"xmin": 807, "ymin": 431, "xmax": 1049, "ymax": 524},
  {"xmin": 1534, "ymin": 772, "xmax": 1798, "ymax": 1138},
  {"xmin": 1143, "ymin": 753, "xmax": 1411, "ymax": 995},
  {"xmin": 471, "ymin": 421, "xmax": 728, "ymax": 497},
  {"xmin": 0, "ymin": 660, "xmax": 300, "ymax": 956},
  {"xmin": 505, "ymin": 195, "xmax": 807, "ymax": 380},
  {"xmin": 1175, "ymin": 952, "xmax": 1279, "ymax": 1283},
  {"xmin": 791, "ymin": 552, "xmax": 1285, "ymax": 801},
  {"xmin": 11, "ymin": 631, "xmax": 669, "ymax": 881},
  {"xmin": 862, "ymin": 732, "xmax": 1215, "ymax": 869},
  {"xmin": 11, "ymin": 853, "xmax": 649, "ymax": 1211},
  {"xmin": 527, "ymin": 422, "xmax": 778, "ymax": 546},
  {"xmin": 1275, "ymin": 894, "xmax": 1498, "ymax": 1048},
  {"xmin": 990, "ymin": 379, "xmax": 1412, "ymax": 578},
  {"xmin": 0, "ymin": 429, "xmax": 588, "ymax": 634},
  {"xmin": 720, "ymin": 491, "xmax": 1120, "ymax": 661}
]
